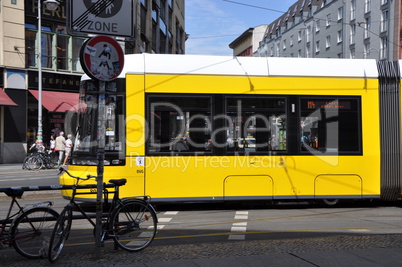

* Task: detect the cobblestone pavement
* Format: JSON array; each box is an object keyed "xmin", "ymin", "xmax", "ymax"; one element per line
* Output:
[{"xmin": 1, "ymin": 233, "xmax": 402, "ymax": 266}]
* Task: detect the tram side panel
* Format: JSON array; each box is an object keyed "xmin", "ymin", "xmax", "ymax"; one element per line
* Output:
[{"xmin": 140, "ymin": 73, "xmax": 381, "ymax": 202}]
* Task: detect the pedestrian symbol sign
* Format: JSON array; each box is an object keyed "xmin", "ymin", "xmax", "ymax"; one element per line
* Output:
[
  {"xmin": 68, "ymin": 0, "xmax": 133, "ymax": 37},
  {"xmin": 80, "ymin": 35, "xmax": 125, "ymax": 82}
]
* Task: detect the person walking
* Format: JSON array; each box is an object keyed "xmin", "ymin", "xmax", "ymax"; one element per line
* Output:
[
  {"xmin": 63, "ymin": 134, "xmax": 73, "ymax": 166},
  {"xmin": 49, "ymin": 135, "xmax": 56, "ymax": 151},
  {"xmin": 55, "ymin": 132, "xmax": 66, "ymax": 166}
]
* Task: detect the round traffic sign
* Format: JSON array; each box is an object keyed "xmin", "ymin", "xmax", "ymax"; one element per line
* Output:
[{"xmin": 80, "ymin": 35, "xmax": 124, "ymax": 81}]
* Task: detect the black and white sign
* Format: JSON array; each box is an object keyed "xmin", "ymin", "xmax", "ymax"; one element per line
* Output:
[{"xmin": 68, "ymin": 0, "xmax": 133, "ymax": 37}]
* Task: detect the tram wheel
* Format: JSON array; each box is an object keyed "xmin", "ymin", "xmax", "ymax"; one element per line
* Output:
[{"xmin": 320, "ymin": 199, "xmax": 340, "ymax": 206}]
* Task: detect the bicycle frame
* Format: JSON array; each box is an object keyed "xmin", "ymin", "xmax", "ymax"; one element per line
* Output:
[
  {"xmin": 66, "ymin": 182, "xmax": 122, "ymax": 241},
  {"xmin": 0, "ymin": 191, "xmax": 53, "ymax": 245}
]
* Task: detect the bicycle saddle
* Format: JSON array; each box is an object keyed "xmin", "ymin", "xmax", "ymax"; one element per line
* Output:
[
  {"xmin": 108, "ymin": 179, "xmax": 127, "ymax": 186},
  {"xmin": 5, "ymin": 188, "xmax": 24, "ymax": 198}
]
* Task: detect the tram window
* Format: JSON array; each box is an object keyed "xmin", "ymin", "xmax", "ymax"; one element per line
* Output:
[
  {"xmin": 225, "ymin": 97, "xmax": 287, "ymax": 153},
  {"xmin": 300, "ymin": 97, "xmax": 361, "ymax": 154},
  {"xmin": 148, "ymin": 95, "xmax": 212, "ymax": 154},
  {"xmin": 73, "ymin": 80, "xmax": 125, "ymax": 156}
]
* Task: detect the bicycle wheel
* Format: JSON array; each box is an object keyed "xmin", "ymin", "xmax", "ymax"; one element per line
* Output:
[
  {"xmin": 43, "ymin": 154, "xmax": 55, "ymax": 169},
  {"xmin": 11, "ymin": 207, "xmax": 59, "ymax": 259},
  {"xmin": 110, "ymin": 200, "xmax": 157, "ymax": 252},
  {"xmin": 26, "ymin": 155, "xmax": 43, "ymax": 170},
  {"xmin": 48, "ymin": 207, "xmax": 72, "ymax": 262},
  {"xmin": 22, "ymin": 155, "xmax": 31, "ymax": 170}
]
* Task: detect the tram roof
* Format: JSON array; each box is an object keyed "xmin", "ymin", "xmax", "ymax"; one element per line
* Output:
[
  {"xmin": 124, "ymin": 54, "xmax": 379, "ymax": 78},
  {"xmin": 83, "ymin": 54, "xmax": 385, "ymax": 80}
]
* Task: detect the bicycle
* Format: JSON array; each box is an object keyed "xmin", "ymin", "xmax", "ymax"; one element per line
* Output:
[
  {"xmin": 0, "ymin": 187, "xmax": 59, "ymax": 258},
  {"xmin": 22, "ymin": 150, "xmax": 58, "ymax": 170},
  {"xmin": 48, "ymin": 167, "xmax": 158, "ymax": 262}
]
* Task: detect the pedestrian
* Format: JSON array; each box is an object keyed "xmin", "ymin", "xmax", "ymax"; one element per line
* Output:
[
  {"xmin": 49, "ymin": 135, "xmax": 56, "ymax": 151},
  {"xmin": 63, "ymin": 134, "xmax": 73, "ymax": 166},
  {"xmin": 55, "ymin": 131, "xmax": 66, "ymax": 166},
  {"xmin": 29, "ymin": 138, "xmax": 44, "ymax": 153}
]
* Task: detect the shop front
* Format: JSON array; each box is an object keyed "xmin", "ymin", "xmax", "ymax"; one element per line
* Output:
[{"xmin": 27, "ymin": 70, "xmax": 81, "ymax": 151}]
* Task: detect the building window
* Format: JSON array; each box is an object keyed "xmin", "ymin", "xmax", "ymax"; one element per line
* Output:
[
  {"xmin": 381, "ymin": 0, "xmax": 388, "ymax": 4},
  {"xmin": 365, "ymin": 0, "xmax": 371, "ymax": 13},
  {"xmin": 298, "ymin": 30, "xmax": 302, "ymax": 42},
  {"xmin": 350, "ymin": 48, "xmax": 355, "ymax": 59},
  {"xmin": 57, "ymin": 34, "xmax": 69, "ymax": 70},
  {"xmin": 315, "ymin": 41, "xmax": 320, "ymax": 54},
  {"xmin": 337, "ymin": 30, "xmax": 343, "ymax": 43},
  {"xmin": 25, "ymin": 24, "xmax": 86, "ymax": 72},
  {"xmin": 283, "ymin": 39, "xmax": 287, "ymax": 50},
  {"xmin": 315, "ymin": 20, "xmax": 320, "ymax": 33},
  {"xmin": 380, "ymin": 37, "xmax": 388, "ymax": 59},
  {"xmin": 326, "ymin": 14, "xmax": 331, "ymax": 27},
  {"xmin": 364, "ymin": 43, "xmax": 371, "ymax": 59},
  {"xmin": 306, "ymin": 26, "xmax": 311, "ymax": 42},
  {"xmin": 290, "ymin": 35, "xmax": 294, "ymax": 47},
  {"xmin": 364, "ymin": 17, "xmax": 371, "ymax": 39},
  {"xmin": 336, "ymin": 30, "xmax": 343, "ymax": 43},
  {"xmin": 326, "ymin": 36, "xmax": 331, "ymax": 49},
  {"xmin": 338, "ymin": 7, "xmax": 343, "ymax": 21},
  {"xmin": 381, "ymin": 10, "xmax": 388, "ymax": 32},
  {"xmin": 350, "ymin": 24, "xmax": 356, "ymax": 44},
  {"xmin": 298, "ymin": 49, "xmax": 302, "ymax": 58},
  {"xmin": 306, "ymin": 43, "xmax": 311, "ymax": 58},
  {"xmin": 350, "ymin": 0, "xmax": 356, "ymax": 21}
]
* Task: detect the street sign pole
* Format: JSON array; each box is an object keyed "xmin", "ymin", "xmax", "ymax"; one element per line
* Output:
[
  {"xmin": 95, "ymin": 80, "xmax": 106, "ymax": 259},
  {"xmin": 76, "ymin": 0, "xmax": 128, "ymax": 258},
  {"xmin": 79, "ymin": 35, "xmax": 124, "ymax": 259}
]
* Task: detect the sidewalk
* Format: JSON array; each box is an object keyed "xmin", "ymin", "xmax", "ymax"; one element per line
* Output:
[
  {"xmin": 0, "ymin": 163, "xmax": 60, "ymax": 197},
  {"xmin": 0, "ymin": 163, "xmax": 57, "ymax": 173},
  {"xmin": 0, "ymin": 163, "xmax": 26, "ymax": 173},
  {"xmin": 2, "ymin": 236, "xmax": 402, "ymax": 266}
]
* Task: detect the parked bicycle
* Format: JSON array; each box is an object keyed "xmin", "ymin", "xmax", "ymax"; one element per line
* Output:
[
  {"xmin": 0, "ymin": 187, "xmax": 59, "ymax": 258},
  {"xmin": 22, "ymin": 150, "xmax": 58, "ymax": 171},
  {"xmin": 48, "ymin": 167, "xmax": 158, "ymax": 262}
]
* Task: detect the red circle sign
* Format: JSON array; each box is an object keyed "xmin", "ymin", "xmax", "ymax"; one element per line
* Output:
[{"xmin": 80, "ymin": 36, "xmax": 124, "ymax": 81}]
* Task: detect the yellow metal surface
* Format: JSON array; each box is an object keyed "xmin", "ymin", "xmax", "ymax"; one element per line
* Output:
[
  {"xmin": 61, "ymin": 73, "xmax": 381, "ymax": 201},
  {"xmin": 224, "ymin": 175, "xmax": 273, "ymax": 197},
  {"xmin": 315, "ymin": 175, "xmax": 362, "ymax": 197}
]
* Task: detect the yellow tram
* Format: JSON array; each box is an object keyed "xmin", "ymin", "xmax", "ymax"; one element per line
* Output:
[{"xmin": 60, "ymin": 54, "xmax": 402, "ymax": 204}]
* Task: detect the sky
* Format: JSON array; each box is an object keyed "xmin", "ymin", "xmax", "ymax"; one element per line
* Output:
[{"xmin": 185, "ymin": 0, "xmax": 296, "ymax": 56}]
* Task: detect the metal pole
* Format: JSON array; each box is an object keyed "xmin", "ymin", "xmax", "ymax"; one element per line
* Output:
[
  {"xmin": 37, "ymin": 0, "xmax": 43, "ymax": 145},
  {"xmin": 95, "ymin": 81, "xmax": 106, "ymax": 258}
]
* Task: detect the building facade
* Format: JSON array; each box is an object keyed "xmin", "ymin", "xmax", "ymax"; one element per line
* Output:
[
  {"xmin": 0, "ymin": 0, "xmax": 185, "ymax": 163},
  {"xmin": 229, "ymin": 25, "xmax": 267, "ymax": 56},
  {"xmin": 254, "ymin": 0, "xmax": 400, "ymax": 60}
]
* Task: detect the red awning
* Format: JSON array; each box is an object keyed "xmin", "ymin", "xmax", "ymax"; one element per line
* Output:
[
  {"xmin": 29, "ymin": 90, "xmax": 80, "ymax": 112},
  {"xmin": 0, "ymin": 89, "xmax": 17, "ymax": 106}
]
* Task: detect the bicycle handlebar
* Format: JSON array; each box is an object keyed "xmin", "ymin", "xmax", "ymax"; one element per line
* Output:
[{"xmin": 58, "ymin": 167, "xmax": 97, "ymax": 181}]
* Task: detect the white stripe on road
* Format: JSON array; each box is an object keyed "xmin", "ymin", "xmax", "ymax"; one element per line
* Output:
[{"xmin": 229, "ymin": 211, "xmax": 249, "ymax": 240}]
